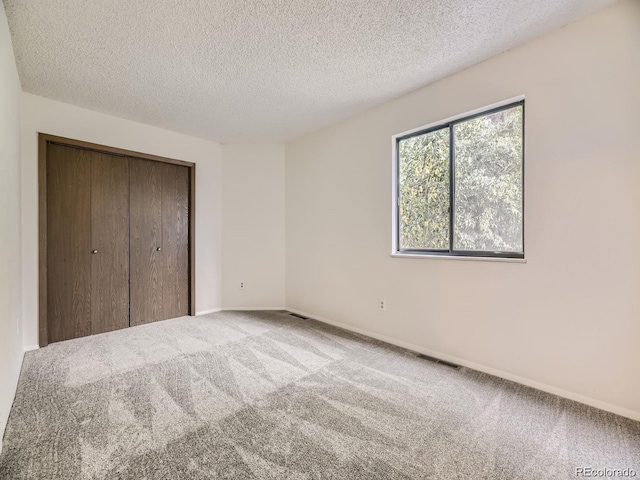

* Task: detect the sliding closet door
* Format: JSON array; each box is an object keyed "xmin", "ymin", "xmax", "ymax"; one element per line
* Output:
[
  {"xmin": 47, "ymin": 144, "xmax": 92, "ymax": 343},
  {"xmin": 130, "ymin": 159, "xmax": 190, "ymax": 325},
  {"xmin": 161, "ymin": 163, "xmax": 190, "ymax": 319},
  {"xmin": 130, "ymin": 159, "xmax": 164, "ymax": 325},
  {"xmin": 41, "ymin": 134, "xmax": 194, "ymax": 346},
  {"xmin": 47, "ymin": 145, "xmax": 131, "ymax": 342},
  {"xmin": 91, "ymin": 153, "xmax": 130, "ymax": 334}
]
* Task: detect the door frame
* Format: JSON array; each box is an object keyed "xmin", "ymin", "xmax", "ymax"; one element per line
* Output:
[{"xmin": 38, "ymin": 133, "xmax": 196, "ymax": 347}]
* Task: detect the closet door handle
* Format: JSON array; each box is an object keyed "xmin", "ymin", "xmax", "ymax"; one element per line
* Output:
[
  {"xmin": 92, "ymin": 250, "xmax": 98, "ymax": 254},
  {"xmin": 156, "ymin": 247, "xmax": 162, "ymax": 252}
]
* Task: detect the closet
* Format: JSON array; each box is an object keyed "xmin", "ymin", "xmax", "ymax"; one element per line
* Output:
[{"xmin": 40, "ymin": 135, "xmax": 194, "ymax": 346}]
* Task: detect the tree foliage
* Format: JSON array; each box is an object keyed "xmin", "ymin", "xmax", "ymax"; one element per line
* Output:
[
  {"xmin": 399, "ymin": 105, "xmax": 523, "ymax": 252},
  {"xmin": 398, "ymin": 128, "xmax": 449, "ymax": 250}
]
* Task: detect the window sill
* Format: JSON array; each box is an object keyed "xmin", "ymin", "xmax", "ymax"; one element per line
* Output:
[{"xmin": 390, "ymin": 252, "xmax": 526, "ymax": 263}]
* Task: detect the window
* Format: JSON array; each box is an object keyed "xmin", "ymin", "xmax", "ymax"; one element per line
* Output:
[{"xmin": 394, "ymin": 101, "xmax": 524, "ymax": 259}]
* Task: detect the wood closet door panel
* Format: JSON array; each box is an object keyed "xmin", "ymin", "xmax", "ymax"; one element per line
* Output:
[
  {"xmin": 91, "ymin": 153, "xmax": 130, "ymax": 334},
  {"xmin": 130, "ymin": 159, "xmax": 164, "ymax": 326},
  {"xmin": 47, "ymin": 144, "xmax": 92, "ymax": 343},
  {"xmin": 161, "ymin": 163, "xmax": 189, "ymax": 319}
]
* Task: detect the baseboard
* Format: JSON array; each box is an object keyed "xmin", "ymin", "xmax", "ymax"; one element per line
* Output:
[
  {"xmin": 195, "ymin": 308, "xmax": 222, "ymax": 316},
  {"xmin": 221, "ymin": 307, "xmax": 286, "ymax": 311},
  {"xmin": 196, "ymin": 307, "xmax": 285, "ymax": 315},
  {"xmin": 24, "ymin": 344, "xmax": 39, "ymax": 352},
  {"xmin": 1, "ymin": 347, "xmax": 27, "ymax": 455},
  {"xmin": 286, "ymin": 307, "xmax": 640, "ymax": 422}
]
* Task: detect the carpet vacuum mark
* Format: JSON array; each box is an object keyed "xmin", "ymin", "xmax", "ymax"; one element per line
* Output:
[{"xmin": 1, "ymin": 310, "xmax": 638, "ymax": 479}]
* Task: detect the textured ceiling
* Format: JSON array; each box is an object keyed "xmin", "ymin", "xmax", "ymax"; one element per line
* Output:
[{"xmin": 4, "ymin": 0, "xmax": 619, "ymax": 142}]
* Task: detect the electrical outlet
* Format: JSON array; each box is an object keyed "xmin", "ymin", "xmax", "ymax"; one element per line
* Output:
[
  {"xmin": 379, "ymin": 300, "xmax": 386, "ymax": 312},
  {"xmin": 240, "ymin": 281, "xmax": 245, "ymax": 290},
  {"xmin": 16, "ymin": 318, "xmax": 20, "ymax": 335}
]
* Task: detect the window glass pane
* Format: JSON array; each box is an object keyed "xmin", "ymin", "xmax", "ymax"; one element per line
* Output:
[
  {"xmin": 398, "ymin": 127, "xmax": 450, "ymax": 250},
  {"xmin": 453, "ymin": 105, "xmax": 523, "ymax": 252}
]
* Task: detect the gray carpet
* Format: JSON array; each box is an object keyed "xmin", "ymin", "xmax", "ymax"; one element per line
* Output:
[{"xmin": 0, "ymin": 310, "xmax": 638, "ymax": 479}]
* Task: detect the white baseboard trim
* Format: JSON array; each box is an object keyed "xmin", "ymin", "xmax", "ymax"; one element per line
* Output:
[
  {"xmin": 221, "ymin": 307, "xmax": 286, "ymax": 311},
  {"xmin": 24, "ymin": 344, "xmax": 39, "ymax": 352},
  {"xmin": 195, "ymin": 307, "xmax": 285, "ymax": 315},
  {"xmin": 0, "ymin": 349, "xmax": 26, "ymax": 456},
  {"xmin": 286, "ymin": 307, "xmax": 640, "ymax": 422},
  {"xmin": 195, "ymin": 308, "xmax": 222, "ymax": 316}
]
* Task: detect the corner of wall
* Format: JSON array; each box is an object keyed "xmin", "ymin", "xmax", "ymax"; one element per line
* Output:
[
  {"xmin": 220, "ymin": 144, "xmax": 286, "ymax": 309},
  {"xmin": 0, "ymin": 0, "xmax": 25, "ymax": 449}
]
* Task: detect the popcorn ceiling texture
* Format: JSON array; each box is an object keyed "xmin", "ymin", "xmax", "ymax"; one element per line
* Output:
[{"xmin": 3, "ymin": 0, "xmax": 619, "ymax": 142}]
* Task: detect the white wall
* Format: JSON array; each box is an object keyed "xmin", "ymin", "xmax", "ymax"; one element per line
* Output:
[
  {"xmin": 221, "ymin": 144, "xmax": 285, "ymax": 309},
  {"xmin": 0, "ymin": 3, "xmax": 23, "ymax": 446},
  {"xmin": 286, "ymin": 0, "xmax": 640, "ymax": 419},
  {"xmin": 21, "ymin": 93, "xmax": 223, "ymax": 347}
]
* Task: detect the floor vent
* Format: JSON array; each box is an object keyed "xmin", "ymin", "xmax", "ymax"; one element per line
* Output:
[
  {"xmin": 416, "ymin": 353, "xmax": 461, "ymax": 370},
  {"xmin": 289, "ymin": 312, "xmax": 308, "ymax": 320}
]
